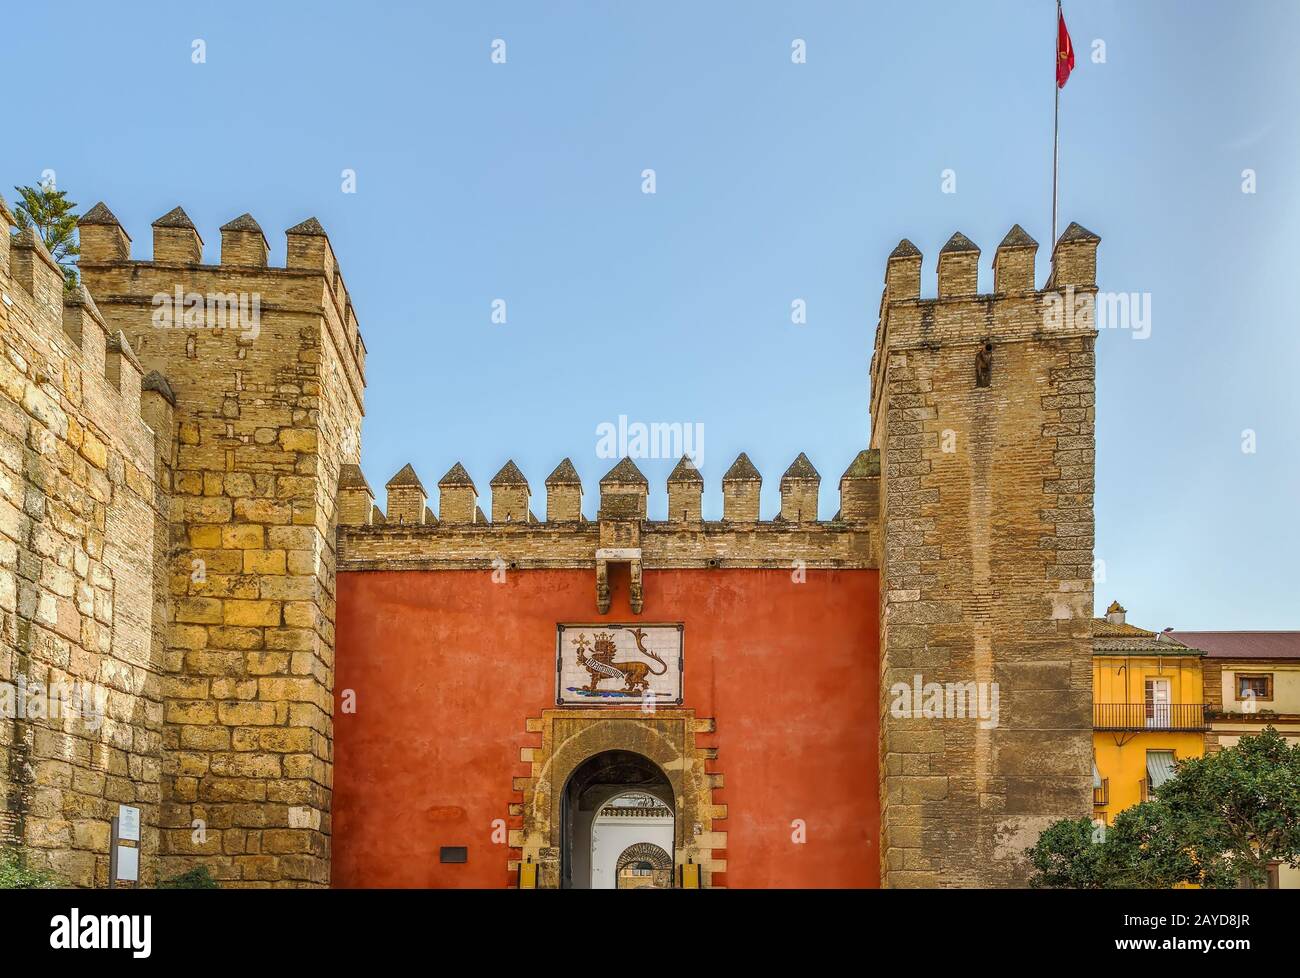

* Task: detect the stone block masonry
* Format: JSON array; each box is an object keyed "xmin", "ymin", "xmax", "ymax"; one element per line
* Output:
[
  {"xmin": 0, "ymin": 198, "xmax": 172, "ymax": 885},
  {"xmin": 872, "ymin": 224, "xmax": 1099, "ymax": 886},
  {"xmin": 337, "ymin": 452, "xmax": 878, "ymax": 572},
  {"xmin": 74, "ymin": 204, "xmax": 365, "ymax": 886},
  {"xmin": 4, "ymin": 186, "xmax": 1099, "ymax": 889}
]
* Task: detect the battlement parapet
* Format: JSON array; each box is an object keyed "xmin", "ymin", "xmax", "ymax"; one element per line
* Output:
[
  {"xmin": 3, "ymin": 209, "xmax": 171, "ymax": 445},
  {"xmin": 76, "ymin": 203, "xmax": 366, "ymax": 405},
  {"xmin": 343, "ymin": 449, "xmax": 881, "ymax": 544},
  {"xmin": 338, "ymin": 518, "xmax": 874, "ymax": 572},
  {"xmin": 880, "ymin": 222, "xmax": 1098, "ymax": 306},
  {"xmin": 870, "ymin": 222, "xmax": 1101, "ymax": 429}
]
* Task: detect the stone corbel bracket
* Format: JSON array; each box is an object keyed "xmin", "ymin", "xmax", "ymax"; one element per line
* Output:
[{"xmin": 595, "ymin": 546, "xmax": 642, "ymax": 614}]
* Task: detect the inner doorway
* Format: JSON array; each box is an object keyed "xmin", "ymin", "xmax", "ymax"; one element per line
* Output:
[
  {"xmin": 614, "ymin": 842, "xmax": 674, "ymax": 889},
  {"xmin": 559, "ymin": 750, "xmax": 675, "ymax": 889}
]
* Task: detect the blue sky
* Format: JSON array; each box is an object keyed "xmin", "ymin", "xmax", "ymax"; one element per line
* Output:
[{"xmin": 9, "ymin": 1, "xmax": 1298, "ymax": 628}]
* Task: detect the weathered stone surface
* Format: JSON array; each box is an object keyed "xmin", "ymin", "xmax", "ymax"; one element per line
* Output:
[
  {"xmin": 4, "ymin": 198, "xmax": 1102, "ymax": 891},
  {"xmin": 0, "ymin": 229, "xmax": 170, "ymax": 885},
  {"xmin": 872, "ymin": 227, "xmax": 1099, "ymax": 887},
  {"xmin": 0, "ymin": 201, "xmax": 367, "ymax": 888}
]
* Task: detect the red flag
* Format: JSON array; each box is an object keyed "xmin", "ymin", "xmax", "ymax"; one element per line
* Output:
[{"xmin": 1056, "ymin": 6, "xmax": 1075, "ymax": 88}]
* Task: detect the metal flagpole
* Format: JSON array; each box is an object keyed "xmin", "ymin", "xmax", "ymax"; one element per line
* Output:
[{"xmin": 1052, "ymin": 0, "xmax": 1061, "ymax": 247}]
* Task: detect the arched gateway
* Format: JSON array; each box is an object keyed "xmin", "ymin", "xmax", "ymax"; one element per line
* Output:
[
  {"xmin": 514, "ymin": 709, "xmax": 724, "ymax": 888},
  {"xmin": 561, "ymin": 754, "xmax": 675, "ymax": 889}
]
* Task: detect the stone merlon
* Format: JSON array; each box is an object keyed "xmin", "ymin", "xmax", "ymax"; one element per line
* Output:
[
  {"xmin": 722, "ymin": 453, "xmax": 761, "ymax": 522},
  {"xmin": 667, "ymin": 455, "xmax": 704, "ymax": 523},
  {"xmin": 152, "ymin": 206, "xmax": 203, "ymax": 263},
  {"xmin": 438, "ymin": 462, "xmax": 478, "ymax": 524},
  {"xmin": 545, "ymin": 458, "xmax": 583, "ymax": 522},
  {"xmin": 490, "ymin": 460, "xmax": 531, "ymax": 523},
  {"xmin": 386, "ymin": 463, "xmax": 428, "ymax": 525},
  {"xmin": 219, "ymin": 212, "xmax": 269, "ymax": 267},
  {"xmin": 598, "ymin": 456, "xmax": 648, "ymax": 521},
  {"xmin": 779, "ymin": 453, "xmax": 820, "ymax": 523},
  {"xmin": 881, "ymin": 222, "xmax": 1100, "ymax": 305}
]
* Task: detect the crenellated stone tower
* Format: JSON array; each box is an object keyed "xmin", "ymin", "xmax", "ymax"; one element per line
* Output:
[
  {"xmin": 871, "ymin": 223, "xmax": 1099, "ymax": 886},
  {"xmin": 76, "ymin": 204, "xmax": 365, "ymax": 886}
]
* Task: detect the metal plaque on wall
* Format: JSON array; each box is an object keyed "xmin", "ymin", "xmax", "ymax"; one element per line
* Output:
[{"xmin": 557, "ymin": 623, "xmax": 683, "ymax": 706}]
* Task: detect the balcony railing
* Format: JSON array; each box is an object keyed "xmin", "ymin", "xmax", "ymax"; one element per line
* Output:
[
  {"xmin": 1094, "ymin": 703, "xmax": 1208, "ymax": 732},
  {"xmin": 1093, "ymin": 778, "xmax": 1108, "ymax": 807}
]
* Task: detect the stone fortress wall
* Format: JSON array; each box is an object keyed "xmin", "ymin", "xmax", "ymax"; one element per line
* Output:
[{"xmin": 1, "ymin": 188, "xmax": 1099, "ymax": 887}]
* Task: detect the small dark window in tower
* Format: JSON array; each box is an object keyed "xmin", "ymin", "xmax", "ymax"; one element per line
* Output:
[
  {"xmin": 975, "ymin": 341, "xmax": 993, "ymax": 388},
  {"xmin": 440, "ymin": 846, "xmax": 468, "ymax": 864}
]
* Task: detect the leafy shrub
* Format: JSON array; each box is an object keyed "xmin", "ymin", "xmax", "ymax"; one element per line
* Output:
[
  {"xmin": 0, "ymin": 848, "xmax": 65, "ymax": 889},
  {"xmin": 158, "ymin": 865, "xmax": 219, "ymax": 889}
]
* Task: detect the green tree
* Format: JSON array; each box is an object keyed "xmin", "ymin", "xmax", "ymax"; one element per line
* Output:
[
  {"xmin": 1026, "ymin": 805, "xmax": 1212, "ymax": 889},
  {"xmin": 1097, "ymin": 800, "xmax": 1234, "ymax": 888},
  {"xmin": 1024, "ymin": 816, "xmax": 1109, "ymax": 888},
  {"xmin": 11, "ymin": 182, "xmax": 80, "ymax": 288},
  {"xmin": 1028, "ymin": 727, "xmax": 1300, "ymax": 888},
  {"xmin": 1158, "ymin": 726, "xmax": 1300, "ymax": 888}
]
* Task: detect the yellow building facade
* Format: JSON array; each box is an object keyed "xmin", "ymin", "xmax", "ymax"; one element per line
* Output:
[
  {"xmin": 1169, "ymin": 630, "xmax": 1300, "ymax": 888},
  {"xmin": 1092, "ymin": 603, "xmax": 1206, "ymax": 824}
]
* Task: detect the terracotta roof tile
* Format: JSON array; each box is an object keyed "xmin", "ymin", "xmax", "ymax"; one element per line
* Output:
[{"xmin": 1166, "ymin": 631, "xmax": 1300, "ymax": 660}]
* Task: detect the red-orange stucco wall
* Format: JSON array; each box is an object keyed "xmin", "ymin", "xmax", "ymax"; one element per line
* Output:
[{"xmin": 331, "ymin": 566, "xmax": 879, "ymax": 888}]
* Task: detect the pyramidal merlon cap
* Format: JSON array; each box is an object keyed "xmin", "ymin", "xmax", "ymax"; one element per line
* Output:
[
  {"xmin": 79, "ymin": 202, "xmax": 123, "ymax": 227},
  {"xmin": 781, "ymin": 452, "xmax": 820, "ymax": 483},
  {"xmin": 438, "ymin": 462, "xmax": 476, "ymax": 491},
  {"xmin": 600, "ymin": 456, "xmax": 648, "ymax": 485},
  {"xmin": 889, "ymin": 238, "xmax": 921, "ymax": 260},
  {"xmin": 339, "ymin": 463, "xmax": 371, "ymax": 492},
  {"xmin": 386, "ymin": 463, "xmax": 425, "ymax": 493},
  {"xmin": 940, "ymin": 231, "xmax": 979, "ymax": 254},
  {"xmin": 841, "ymin": 449, "xmax": 880, "ymax": 480},
  {"xmin": 723, "ymin": 453, "xmax": 761, "ymax": 482},
  {"xmin": 490, "ymin": 460, "xmax": 528, "ymax": 486},
  {"xmin": 153, "ymin": 206, "xmax": 197, "ymax": 230},
  {"xmin": 286, "ymin": 217, "xmax": 327, "ymax": 236},
  {"xmin": 998, "ymin": 224, "xmax": 1038, "ymax": 250},
  {"xmin": 221, "ymin": 212, "xmax": 264, "ymax": 233},
  {"xmin": 1057, "ymin": 221, "xmax": 1100, "ymax": 245},
  {"xmin": 667, "ymin": 455, "xmax": 703, "ymax": 484},
  {"xmin": 545, "ymin": 458, "xmax": 581, "ymax": 486}
]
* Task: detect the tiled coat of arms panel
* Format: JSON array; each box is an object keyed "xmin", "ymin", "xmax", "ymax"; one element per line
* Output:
[{"xmin": 557, "ymin": 624, "xmax": 683, "ymax": 705}]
